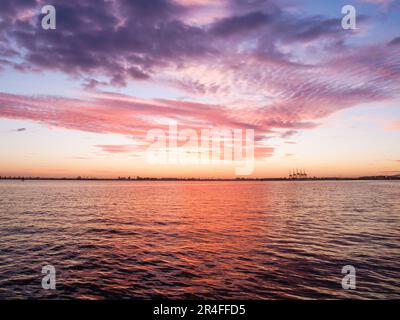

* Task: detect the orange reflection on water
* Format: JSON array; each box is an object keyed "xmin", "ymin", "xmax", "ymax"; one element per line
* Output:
[{"xmin": 0, "ymin": 180, "xmax": 399, "ymax": 299}]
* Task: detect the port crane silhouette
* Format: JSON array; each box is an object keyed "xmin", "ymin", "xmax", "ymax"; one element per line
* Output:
[{"xmin": 288, "ymin": 169, "xmax": 308, "ymax": 179}]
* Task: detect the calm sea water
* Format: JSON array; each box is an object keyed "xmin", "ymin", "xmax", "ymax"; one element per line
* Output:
[{"xmin": 0, "ymin": 180, "xmax": 399, "ymax": 299}]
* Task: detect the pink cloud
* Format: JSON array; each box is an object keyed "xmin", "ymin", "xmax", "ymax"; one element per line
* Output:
[
  {"xmin": 0, "ymin": 90, "xmax": 319, "ymax": 134},
  {"xmin": 0, "ymin": 91, "xmax": 279, "ymax": 158},
  {"xmin": 96, "ymin": 145, "xmax": 137, "ymax": 154},
  {"xmin": 387, "ymin": 120, "xmax": 400, "ymax": 131},
  {"xmin": 167, "ymin": 42, "xmax": 399, "ymax": 137},
  {"xmin": 0, "ymin": 73, "xmax": 400, "ymax": 157}
]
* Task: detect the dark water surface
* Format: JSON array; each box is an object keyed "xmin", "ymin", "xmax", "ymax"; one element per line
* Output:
[{"xmin": 0, "ymin": 180, "xmax": 399, "ymax": 299}]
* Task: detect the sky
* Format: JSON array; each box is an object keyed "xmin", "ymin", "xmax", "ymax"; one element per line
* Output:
[{"xmin": 0, "ymin": 0, "xmax": 399, "ymax": 178}]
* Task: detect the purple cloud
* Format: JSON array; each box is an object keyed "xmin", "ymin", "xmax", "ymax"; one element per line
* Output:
[{"xmin": 0, "ymin": 0, "xmax": 375, "ymax": 87}]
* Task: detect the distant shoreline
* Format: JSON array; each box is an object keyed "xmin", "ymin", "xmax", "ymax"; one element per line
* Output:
[{"xmin": 1, "ymin": 176, "xmax": 399, "ymax": 181}]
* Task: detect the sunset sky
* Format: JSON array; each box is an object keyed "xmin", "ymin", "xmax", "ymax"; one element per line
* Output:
[{"xmin": 0, "ymin": 0, "xmax": 399, "ymax": 178}]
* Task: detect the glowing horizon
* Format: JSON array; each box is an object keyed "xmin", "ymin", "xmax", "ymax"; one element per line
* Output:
[{"xmin": 0, "ymin": 0, "xmax": 399, "ymax": 178}]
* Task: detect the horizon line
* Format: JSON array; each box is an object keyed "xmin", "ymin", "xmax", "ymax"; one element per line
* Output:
[{"xmin": 1, "ymin": 175, "xmax": 399, "ymax": 181}]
